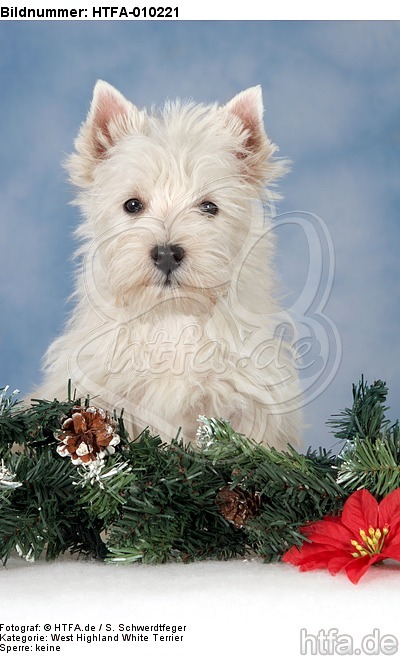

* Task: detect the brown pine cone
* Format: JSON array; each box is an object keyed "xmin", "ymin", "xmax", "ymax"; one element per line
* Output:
[
  {"xmin": 56, "ymin": 406, "xmax": 120, "ymax": 465},
  {"xmin": 216, "ymin": 485, "xmax": 261, "ymax": 528}
]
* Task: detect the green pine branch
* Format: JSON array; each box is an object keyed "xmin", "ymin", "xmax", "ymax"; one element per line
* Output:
[
  {"xmin": 105, "ymin": 433, "xmax": 247, "ymax": 563},
  {"xmin": 328, "ymin": 376, "xmax": 400, "ymax": 500},
  {"xmin": 198, "ymin": 419, "xmax": 344, "ymax": 561},
  {"xmin": 337, "ymin": 422, "xmax": 400, "ymax": 499},
  {"xmin": 328, "ymin": 376, "xmax": 391, "ymax": 443},
  {"xmin": 0, "ymin": 375, "xmax": 399, "ymax": 565}
]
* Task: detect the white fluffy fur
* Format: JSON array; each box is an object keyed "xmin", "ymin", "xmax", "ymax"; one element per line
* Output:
[{"xmin": 36, "ymin": 81, "xmax": 303, "ymax": 448}]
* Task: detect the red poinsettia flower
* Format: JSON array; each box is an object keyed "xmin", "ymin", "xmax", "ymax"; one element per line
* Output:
[{"xmin": 282, "ymin": 488, "xmax": 400, "ymax": 583}]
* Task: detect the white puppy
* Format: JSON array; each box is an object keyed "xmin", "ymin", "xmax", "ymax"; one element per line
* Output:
[{"xmin": 37, "ymin": 81, "xmax": 302, "ymax": 448}]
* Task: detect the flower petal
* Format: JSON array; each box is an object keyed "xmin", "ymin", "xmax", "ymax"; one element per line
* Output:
[
  {"xmin": 382, "ymin": 544, "xmax": 400, "ymax": 561},
  {"xmin": 341, "ymin": 489, "xmax": 378, "ymax": 534},
  {"xmin": 344, "ymin": 553, "xmax": 384, "ymax": 584},
  {"xmin": 282, "ymin": 544, "xmax": 320, "ymax": 565},
  {"xmin": 306, "ymin": 522, "xmax": 353, "ymax": 550},
  {"xmin": 384, "ymin": 533, "xmax": 400, "ymax": 549},
  {"xmin": 326, "ymin": 554, "xmax": 353, "ymax": 574},
  {"xmin": 283, "ymin": 542, "xmax": 350, "ymax": 570},
  {"xmin": 379, "ymin": 488, "xmax": 400, "ymax": 532},
  {"xmin": 298, "ymin": 551, "xmax": 350, "ymax": 572}
]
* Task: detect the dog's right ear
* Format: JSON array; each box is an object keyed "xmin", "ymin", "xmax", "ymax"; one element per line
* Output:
[
  {"xmin": 223, "ymin": 86, "xmax": 287, "ymax": 187},
  {"xmin": 67, "ymin": 80, "xmax": 147, "ymax": 187}
]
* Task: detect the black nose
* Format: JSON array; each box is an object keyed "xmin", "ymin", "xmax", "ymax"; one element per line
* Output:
[{"xmin": 151, "ymin": 244, "xmax": 185, "ymax": 276}]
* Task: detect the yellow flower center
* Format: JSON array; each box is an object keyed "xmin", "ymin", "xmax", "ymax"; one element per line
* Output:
[{"xmin": 351, "ymin": 526, "xmax": 389, "ymax": 558}]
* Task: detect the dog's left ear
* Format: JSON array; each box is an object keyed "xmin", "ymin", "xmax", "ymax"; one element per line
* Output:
[
  {"xmin": 224, "ymin": 87, "xmax": 284, "ymax": 184},
  {"xmin": 67, "ymin": 81, "xmax": 147, "ymax": 187}
]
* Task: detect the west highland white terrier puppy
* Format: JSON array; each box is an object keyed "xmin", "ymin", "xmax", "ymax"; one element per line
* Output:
[{"xmin": 36, "ymin": 80, "xmax": 302, "ymax": 448}]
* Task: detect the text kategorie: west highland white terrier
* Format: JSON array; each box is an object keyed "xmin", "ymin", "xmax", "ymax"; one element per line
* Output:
[{"xmin": 37, "ymin": 81, "xmax": 303, "ymax": 448}]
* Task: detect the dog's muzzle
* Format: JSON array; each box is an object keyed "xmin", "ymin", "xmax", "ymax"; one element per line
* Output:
[{"xmin": 151, "ymin": 244, "xmax": 185, "ymax": 278}]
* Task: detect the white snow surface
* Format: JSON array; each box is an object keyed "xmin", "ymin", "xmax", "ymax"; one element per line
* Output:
[{"xmin": 2, "ymin": 555, "xmax": 400, "ymax": 655}]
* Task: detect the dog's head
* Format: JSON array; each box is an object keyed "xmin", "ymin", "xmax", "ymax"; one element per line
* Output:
[{"xmin": 67, "ymin": 81, "xmax": 286, "ymax": 316}]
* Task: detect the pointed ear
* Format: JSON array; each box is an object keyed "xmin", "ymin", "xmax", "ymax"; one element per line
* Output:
[
  {"xmin": 224, "ymin": 87, "xmax": 285, "ymax": 185},
  {"xmin": 67, "ymin": 80, "xmax": 147, "ymax": 187},
  {"xmin": 225, "ymin": 86, "xmax": 265, "ymax": 154},
  {"xmin": 88, "ymin": 80, "xmax": 137, "ymax": 157}
]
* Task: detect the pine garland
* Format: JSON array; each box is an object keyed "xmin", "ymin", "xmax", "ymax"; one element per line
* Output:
[{"xmin": 0, "ymin": 377, "xmax": 398, "ymax": 566}]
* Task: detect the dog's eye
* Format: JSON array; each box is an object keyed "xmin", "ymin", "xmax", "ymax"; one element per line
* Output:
[
  {"xmin": 199, "ymin": 201, "xmax": 219, "ymax": 216},
  {"xmin": 124, "ymin": 198, "xmax": 144, "ymax": 214}
]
